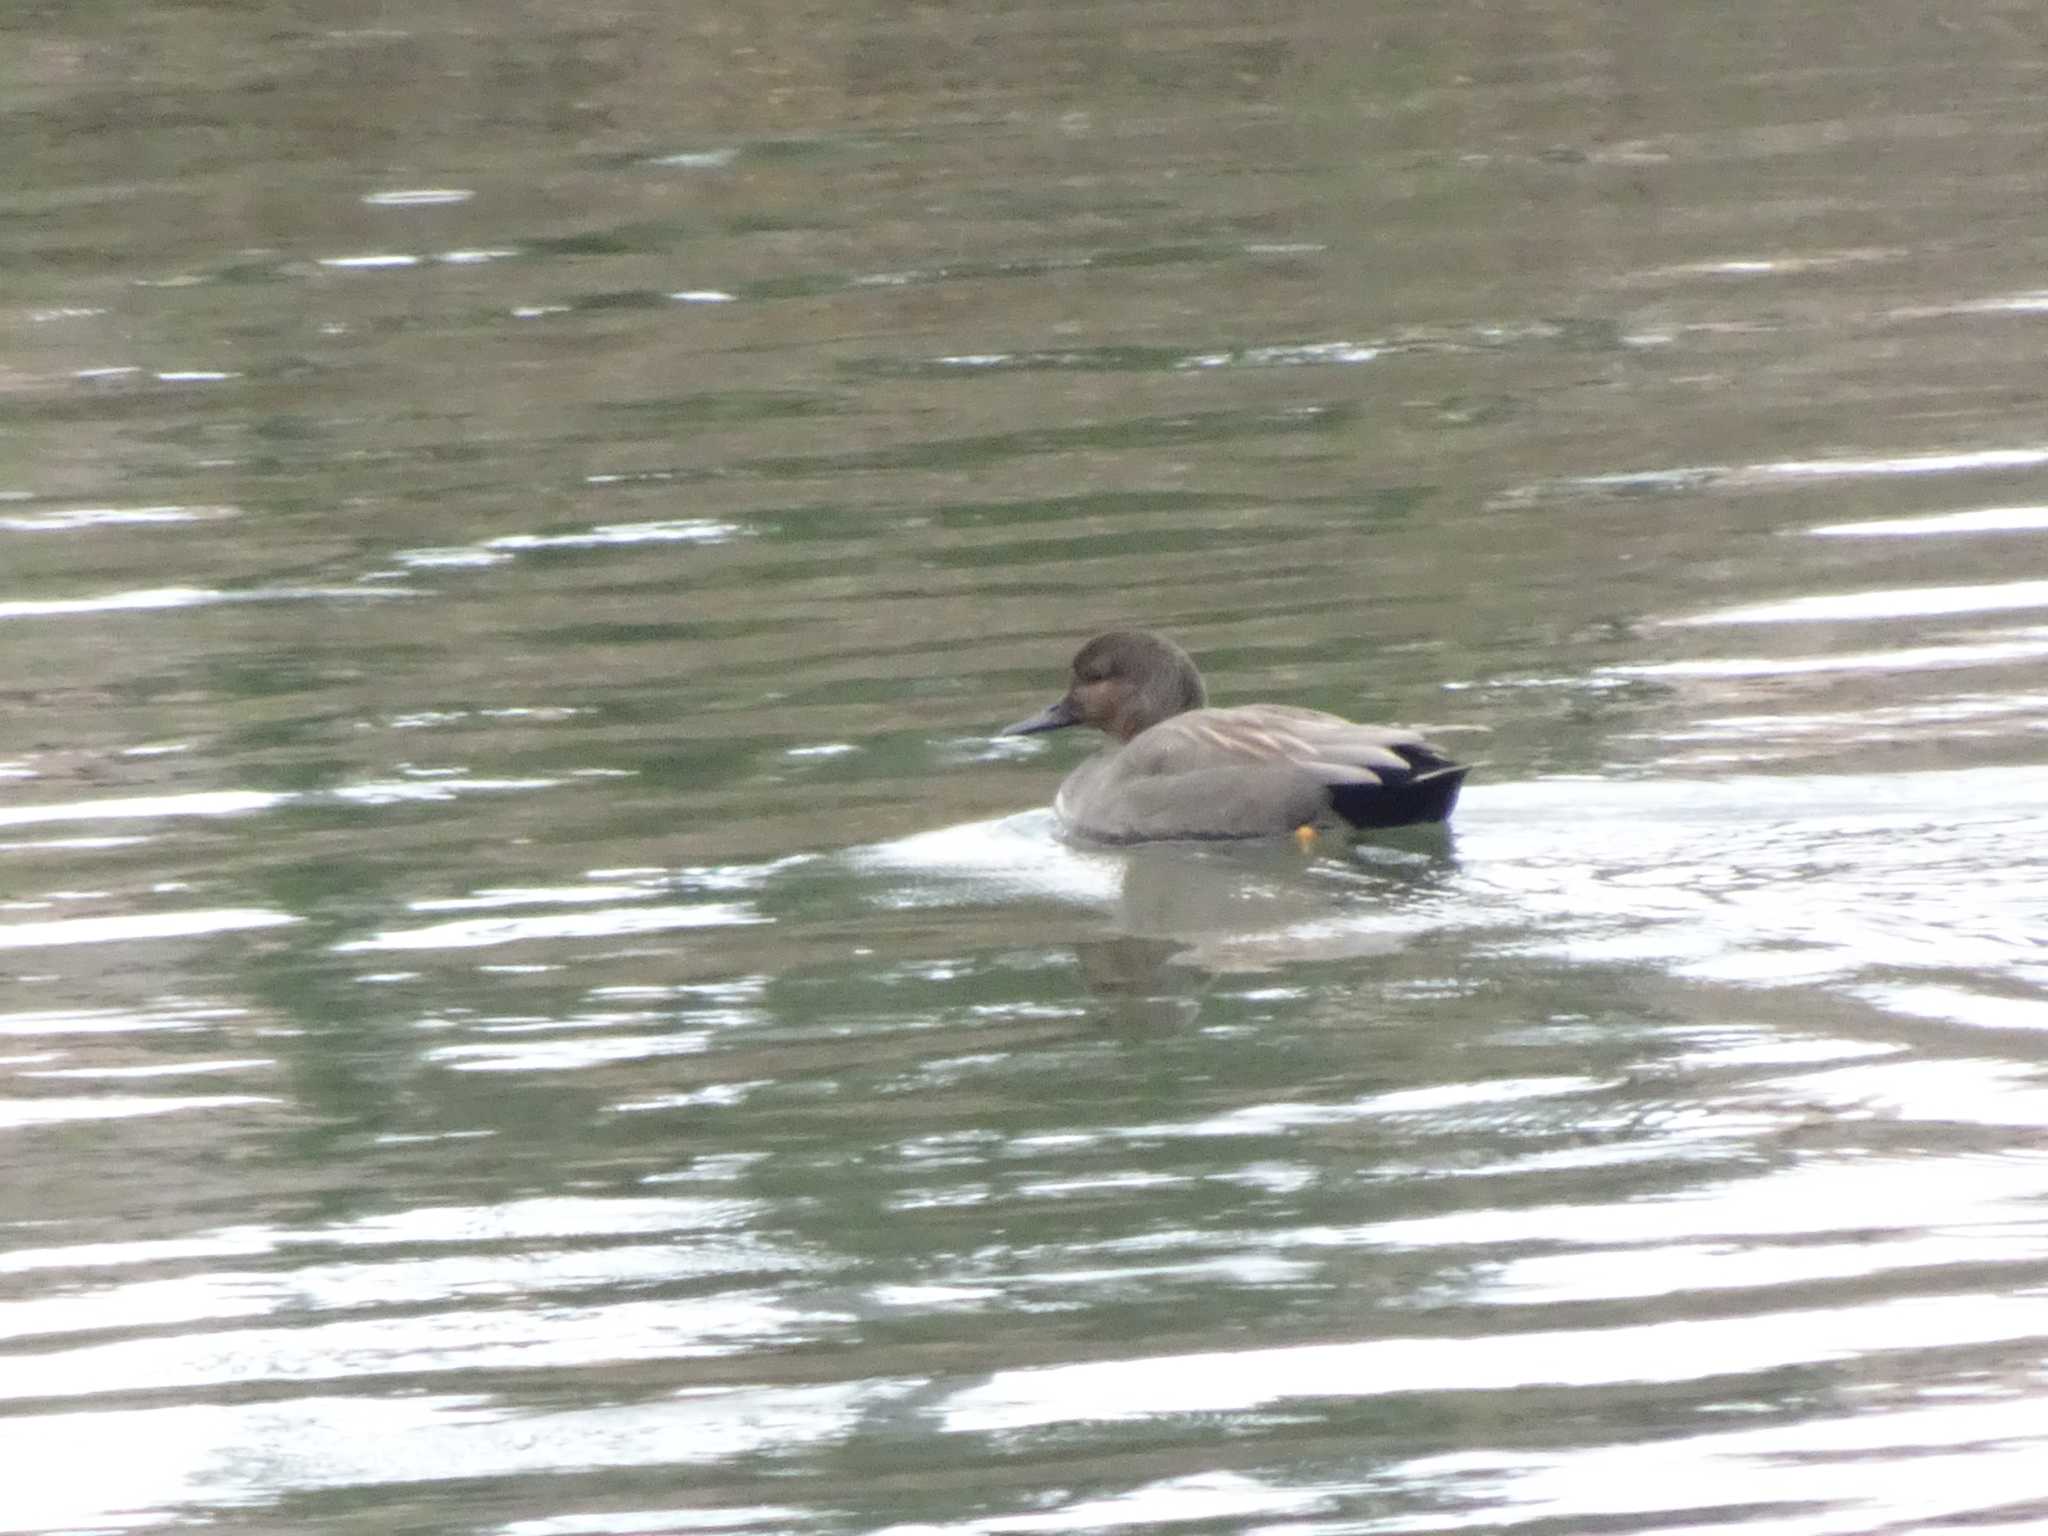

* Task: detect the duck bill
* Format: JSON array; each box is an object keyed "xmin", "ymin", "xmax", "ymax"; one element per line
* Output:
[{"xmin": 999, "ymin": 696, "xmax": 1080, "ymax": 735}]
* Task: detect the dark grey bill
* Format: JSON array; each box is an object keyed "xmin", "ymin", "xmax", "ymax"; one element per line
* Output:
[{"xmin": 999, "ymin": 697, "xmax": 1079, "ymax": 735}]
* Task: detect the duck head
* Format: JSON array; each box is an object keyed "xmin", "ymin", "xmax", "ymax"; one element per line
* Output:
[{"xmin": 1000, "ymin": 630, "xmax": 1208, "ymax": 743}]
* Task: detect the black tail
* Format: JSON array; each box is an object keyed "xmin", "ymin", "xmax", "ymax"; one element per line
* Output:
[{"xmin": 1329, "ymin": 763, "xmax": 1470, "ymax": 829}]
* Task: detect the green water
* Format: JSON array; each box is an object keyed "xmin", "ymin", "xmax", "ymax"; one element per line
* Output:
[{"xmin": 5, "ymin": 3, "xmax": 2048, "ymax": 1532}]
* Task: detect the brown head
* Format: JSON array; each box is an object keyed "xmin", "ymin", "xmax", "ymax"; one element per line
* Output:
[{"xmin": 999, "ymin": 630, "xmax": 1208, "ymax": 744}]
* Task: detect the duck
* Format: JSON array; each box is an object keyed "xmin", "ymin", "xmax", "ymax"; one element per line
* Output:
[{"xmin": 999, "ymin": 629, "xmax": 1470, "ymax": 843}]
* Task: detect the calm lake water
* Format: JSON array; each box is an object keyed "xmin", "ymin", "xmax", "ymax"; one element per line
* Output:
[{"xmin": 6, "ymin": 3, "xmax": 2048, "ymax": 1532}]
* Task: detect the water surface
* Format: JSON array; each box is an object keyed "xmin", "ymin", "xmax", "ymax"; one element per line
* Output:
[{"xmin": 5, "ymin": 3, "xmax": 2048, "ymax": 1532}]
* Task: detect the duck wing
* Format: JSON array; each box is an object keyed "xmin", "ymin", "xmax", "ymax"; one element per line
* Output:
[{"xmin": 1123, "ymin": 707, "xmax": 1452, "ymax": 783}]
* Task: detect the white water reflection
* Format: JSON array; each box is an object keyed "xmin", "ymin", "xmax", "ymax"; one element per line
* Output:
[
  {"xmin": 1482, "ymin": 1230, "xmax": 2027, "ymax": 1305},
  {"xmin": 0, "ymin": 1093, "xmax": 279, "ymax": 1128},
  {"xmin": 23, "ymin": 1058, "xmax": 274, "ymax": 1081},
  {"xmin": 0, "ymin": 790, "xmax": 289, "ymax": 827},
  {"xmin": 1610, "ymin": 634, "xmax": 2048, "ymax": 676},
  {"xmin": 0, "ymin": 908, "xmax": 298, "ymax": 948},
  {"xmin": 1397, "ymin": 1396, "xmax": 2048, "ymax": 1536},
  {"xmin": 939, "ymin": 1290, "xmax": 2048, "ymax": 1433},
  {"xmin": 1755, "ymin": 445, "xmax": 2048, "ymax": 481},
  {"xmin": 331, "ymin": 776, "xmax": 560, "ymax": 806},
  {"xmin": 13, "ymin": 3, "xmax": 2048, "ymax": 1533},
  {"xmin": 429, "ymin": 1031, "xmax": 713, "ymax": 1071},
  {"xmin": 1639, "ymin": 692, "xmax": 2048, "ymax": 743},
  {"xmin": 0, "ymin": 586, "xmax": 414, "ymax": 620},
  {"xmin": 391, "ymin": 518, "xmax": 745, "ymax": 571},
  {"xmin": 0, "ymin": 1003, "xmax": 247, "ymax": 1038},
  {"xmin": 1896, "ymin": 287, "xmax": 2048, "ymax": 317},
  {"xmin": 872, "ymin": 1472, "xmax": 1334, "ymax": 1535},
  {"xmin": 479, "ymin": 519, "xmax": 744, "ymax": 550},
  {"xmin": 1356, "ymin": 1151, "xmax": 2048, "ymax": 1254},
  {"xmin": 0, "ymin": 586, "xmax": 218, "ymax": 619},
  {"xmin": 1, "ymin": 1233, "xmax": 793, "ymax": 1346},
  {"xmin": 1860, "ymin": 982, "xmax": 2048, "ymax": 1031},
  {"xmin": 334, "ymin": 902, "xmax": 764, "ymax": 951},
  {"xmin": 1, "ymin": 1291, "xmax": 829, "ymax": 1402},
  {"xmin": 1674, "ymin": 579, "xmax": 2048, "ymax": 626},
  {"xmin": 410, "ymin": 883, "xmax": 667, "ymax": 912},
  {"xmin": 1148, "ymin": 1075, "xmax": 1612, "ymax": 1140},
  {"xmin": 1810, "ymin": 504, "xmax": 2048, "ymax": 537},
  {"xmin": 501, "ymin": 1507, "xmax": 807, "ymax": 1535},
  {"xmin": 1517, "ymin": 444, "xmax": 2048, "ymax": 505},
  {"xmin": 0, "ymin": 504, "xmax": 234, "ymax": 531},
  {"xmin": 362, "ymin": 188, "xmax": 474, "ymax": 206},
  {"xmin": 857, "ymin": 812, "xmax": 1126, "ymax": 908},
  {"xmin": 1, "ymin": 1382, "xmax": 913, "ymax": 1535}
]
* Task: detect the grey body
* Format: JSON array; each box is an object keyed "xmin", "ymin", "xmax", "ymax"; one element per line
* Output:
[{"xmin": 1001, "ymin": 632, "xmax": 1469, "ymax": 843}]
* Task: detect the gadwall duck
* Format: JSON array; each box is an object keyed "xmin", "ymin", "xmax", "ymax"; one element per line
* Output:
[{"xmin": 1000, "ymin": 630, "xmax": 1470, "ymax": 843}]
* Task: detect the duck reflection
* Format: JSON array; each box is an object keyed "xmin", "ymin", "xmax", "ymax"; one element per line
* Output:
[
  {"xmin": 1077, "ymin": 832, "xmax": 1459, "ymax": 1021},
  {"xmin": 858, "ymin": 811, "xmax": 1458, "ymax": 1025}
]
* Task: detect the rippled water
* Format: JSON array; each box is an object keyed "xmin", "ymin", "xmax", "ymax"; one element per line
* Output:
[{"xmin": 7, "ymin": 3, "xmax": 2048, "ymax": 1532}]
